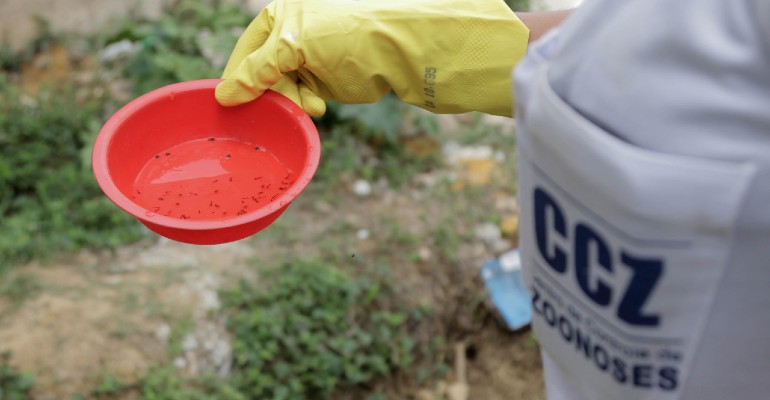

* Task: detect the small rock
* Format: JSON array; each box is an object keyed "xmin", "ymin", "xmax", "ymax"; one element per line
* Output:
[
  {"xmin": 99, "ymin": 39, "xmax": 140, "ymax": 62},
  {"xmin": 199, "ymin": 290, "xmax": 221, "ymax": 311},
  {"xmin": 352, "ymin": 179, "xmax": 372, "ymax": 197},
  {"xmin": 475, "ymin": 223, "xmax": 512, "ymax": 253},
  {"xmin": 155, "ymin": 324, "xmax": 172, "ymax": 344},
  {"xmin": 356, "ymin": 229, "xmax": 370, "ymax": 240},
  {"xmin": 173, "ymin": 357, "xmax": 187, "ymax": 369},
  {"xmin": 494, "ymin": 195, "xmax": 519, "ymax": 214},
  {"xmin": 475, "ymin": 223, "xmax": 502, "ymax": 245},
  {"xmin": 418, "ymin": 247, "xmax": 433, "ymax": 261},
  {"xmin": 415, "ymin": 172, "xmax": 441, "ymax": 188},
  {"xmin": 443, "ymin": 141, "xmax": 462, "ymax": 166},
  {"xmin": 182, "ymin": 334, "xmax": 198, "ymax": 352}
]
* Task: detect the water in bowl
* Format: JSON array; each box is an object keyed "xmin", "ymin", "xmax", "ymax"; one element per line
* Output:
[{"xmin": 131, "ymin": 137, "xmax": 295, "ymax": 221}]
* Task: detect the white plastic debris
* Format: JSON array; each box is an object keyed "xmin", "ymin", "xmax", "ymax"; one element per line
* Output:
[{"xmin": 99, "ymin": 39, "xmax": 140, "ymax": 62}]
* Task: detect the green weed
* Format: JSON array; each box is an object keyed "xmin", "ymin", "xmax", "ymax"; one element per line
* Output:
[
  {"xmin": 92, "ymin": 371, "xmax": 129, "ymax": 398},
  {"xmin": 0, "ymin": 352, "xmax": 34, "ymax": 400},
  {"xmin": 223, "ymin": 260, "xmax": 419, "ymax": 399}
]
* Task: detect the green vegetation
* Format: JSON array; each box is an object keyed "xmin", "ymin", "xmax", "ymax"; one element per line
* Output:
[
  {"xmin": 139, "ymin": 366, "xmax": 244, "ymax": 400},
  {"xmin": 0, "ymin": 79, "xmax": 144, "ymax": 271},
  {"xmin": 85, "ymin": 366, "xmax": 244, "ymax": 400},
  {"xmin": 0, "ymin": 352, "xmax": 34, "ymax": 400},
  {"xmin": 63, "ymin": 260, "xmax": 431, "ymax": 400},
  {"xmin": 91, "ymin": 371, "xmax": 130, "ymax": 398},
  {"xmin": 313, "ymin": 113, "xmax": 442, "ymax": 188},
  {"xmin": 224, "ymin": 261, "xmax": 421, "ymax": 399},
  {"xmin": 103, "ymin": 0, "xmax": 249, "ymax": 96}
]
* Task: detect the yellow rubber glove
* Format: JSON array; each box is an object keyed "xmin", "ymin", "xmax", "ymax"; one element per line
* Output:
[{"xmin": 216, "ymin": 0, "xmax": 529, "ymax": 117}]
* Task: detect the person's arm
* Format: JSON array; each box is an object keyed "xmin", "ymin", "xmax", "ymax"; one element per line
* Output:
[
  {"xmin": 216, "ymin": 0, "xmax": 572, "ymax": 117},
  {"xmin": 518, "ymin": 10, "xmax": 573, "ymax": 42}
]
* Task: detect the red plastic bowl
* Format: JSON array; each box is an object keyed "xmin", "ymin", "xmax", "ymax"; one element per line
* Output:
[{"xmin": 92, "ymin": 79, "xmax": 320, "ymax": 245}]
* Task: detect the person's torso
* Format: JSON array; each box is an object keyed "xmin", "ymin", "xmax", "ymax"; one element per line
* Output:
[{"xmin": 513, "ymin": 1, "xmax": 770, "ymax": 399}]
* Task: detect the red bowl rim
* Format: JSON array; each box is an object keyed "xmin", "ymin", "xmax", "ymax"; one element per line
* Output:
[{"xmin": 92, "ymin": 79, "xmax": 320, "ymax": 231}]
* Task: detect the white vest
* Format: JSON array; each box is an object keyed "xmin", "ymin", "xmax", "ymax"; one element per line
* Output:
[{"xmin": 513, "ymin": 1, "xmax": 770, "ymax": 399}]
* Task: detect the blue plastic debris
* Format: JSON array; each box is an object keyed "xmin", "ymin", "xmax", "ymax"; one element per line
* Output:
[{"xmin": 480, "ymin": 249, "xmax": 532, "ymax": 330}]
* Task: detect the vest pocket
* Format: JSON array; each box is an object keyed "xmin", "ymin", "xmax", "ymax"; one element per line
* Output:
[{"xmin": 515, "ymin": 58, "xmax": 756, "ymax": 400}]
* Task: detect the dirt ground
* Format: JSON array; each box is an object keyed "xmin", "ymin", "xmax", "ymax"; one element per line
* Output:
[{"xmin": 0, "ymin": 184, "xmax": 544, "ymax": 399}]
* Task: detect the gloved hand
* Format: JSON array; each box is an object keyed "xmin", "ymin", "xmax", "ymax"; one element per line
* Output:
[{"xmin": 216, "ymin": 0, "xmax": 530, "ymax": 117}]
